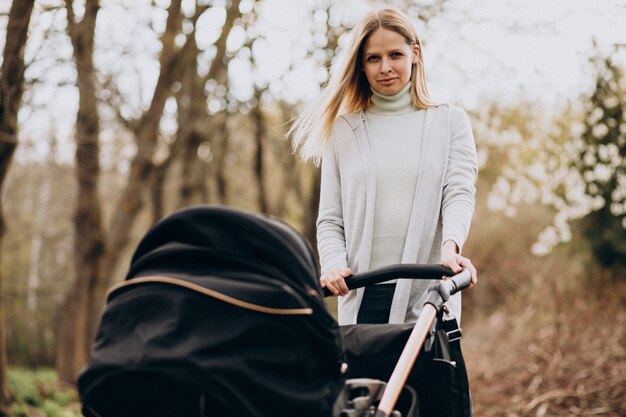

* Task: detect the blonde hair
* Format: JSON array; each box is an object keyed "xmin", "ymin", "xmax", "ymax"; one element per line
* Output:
[{"xmin": 289, "ymin": 7, "xmax": 435, "ymax": 164}]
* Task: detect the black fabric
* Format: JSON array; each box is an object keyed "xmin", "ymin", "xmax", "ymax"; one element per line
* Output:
[
  {"xmin": 420, "ymin": 313, "xmax": 473, "ymax": 417},
  {"xmin": 80, "ymin": 285, "xmax": 345, "ymax": 417},
  {"xmin": 124, "ymin": 205, "xmax": 322, "ymax": 307},
  {"xmin": 78, "ymin": 206, "xmax": 346, "ymax": 417},
  {"xmin": 82, "ymin": 372, "xmax": 209, "ymax": 417},
  {"xmin": 340, "ymin": 315, "xmax": 472, "ymax": 417},
  {"xmin": 357, "ymin": 283, "xmax": 396, "ymax": 324}
]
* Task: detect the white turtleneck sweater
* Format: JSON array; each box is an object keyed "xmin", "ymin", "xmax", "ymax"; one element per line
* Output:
[{"xmin": 366, "ymin": 83, "xmax": 425, "ymax": 274}]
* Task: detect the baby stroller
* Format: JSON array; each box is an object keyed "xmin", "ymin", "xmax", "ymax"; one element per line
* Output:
[{"xmin": 77, "ymin": 206, "xmax": 472, "ymax": 417}]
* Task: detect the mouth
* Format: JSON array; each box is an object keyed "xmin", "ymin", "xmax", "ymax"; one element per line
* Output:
[{"xmin": 378, "ymin": 77, "xmax": 398, "ymax": 86}]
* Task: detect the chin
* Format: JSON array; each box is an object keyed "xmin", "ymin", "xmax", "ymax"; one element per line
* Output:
[{"xmin": 377, "ymin": 86, "xmax": 400, "ymax": 96}]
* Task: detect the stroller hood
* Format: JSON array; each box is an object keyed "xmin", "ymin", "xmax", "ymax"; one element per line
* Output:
[
  {"xmin": 120, "ymin": 205, "xmax": 325, "ymax": 313},
  {"xmin": 78, "ymin": 206, "xmax": 346, "ymax": 417}
]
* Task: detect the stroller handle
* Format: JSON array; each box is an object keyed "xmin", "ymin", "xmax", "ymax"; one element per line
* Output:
[{"xmin": 322, "ymin": 263, "xmax": 462, "ymax": 298}]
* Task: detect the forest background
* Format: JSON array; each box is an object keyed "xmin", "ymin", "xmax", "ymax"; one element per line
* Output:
[{"xmin": 0, "ymin": 0, "xmax": 625, "ymax": 416}]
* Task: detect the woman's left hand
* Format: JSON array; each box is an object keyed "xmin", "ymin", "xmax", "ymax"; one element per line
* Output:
[{"xmin": 441, "ymin": 240, "xmax": 477, "ymax": 288}]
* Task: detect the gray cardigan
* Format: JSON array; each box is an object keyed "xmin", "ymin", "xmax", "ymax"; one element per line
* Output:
[{"xmin": 317, "ymin": 104, "xmax": 478, "ymax": 325}]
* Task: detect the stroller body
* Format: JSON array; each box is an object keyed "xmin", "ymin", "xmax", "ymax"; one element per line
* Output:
[{"xmin": 78, "ymin": 206, "xmax": 471, "ymax": 417}]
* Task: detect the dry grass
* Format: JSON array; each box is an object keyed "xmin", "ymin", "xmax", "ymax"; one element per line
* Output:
[
  {"xmin": 460, "ymin": 199, "xmax": 626, "ymax": 417},
  {"xmin": 464, "ymin": 296, "xmax": 625, "ymax": 417}
]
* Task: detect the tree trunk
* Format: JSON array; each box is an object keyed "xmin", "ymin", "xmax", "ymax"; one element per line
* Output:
[
  {"xmin": 251, "ymin": 90, "xmax": 269, "ymax": 214},
  {"xmin": 101, "ymin": 0, "xmax": 187, "ymax": 285},
  {"xmin": 56, "ymin": 0, "xmax": 250, "ymax": 383},
  {"xmin": 150, "ymin": 165, "xmax": 168, "ymax": 224},
  {"xmin": 211, "ymin": 113, "xmax": 229, "ymax": 204},
  {"xmin": 177, "ymin": 36, "xmax": 207, "ymax": 208},
  {"xmin": 303, "ymin": 168, "xmax": 321, "ymax": 251},
  {"xmin": 181, "ymin": 0, "xmax": 240, "ymax": 208},
  {"xmin": 27, "ymin": 164, "xmax": 53, "ymax": 366},
  {"xmin": 104, "ymin": 0, "xmax": 237, "ymax": 279},
  {"xmin": 272, "ymin": 142, "xmax": 297, "ymax": 218},
  {"xmin": 168, "ymin": 0, "xmax": 240, "ymax": 209},
  {"xmin": 179, "ymin": 131, "xmax": 206, "ymax": 207},
  {"xmin": 56, "ymin": 0, "xmax": 191, "ymax": 383},
  {"xmin": 204, "ymin": 0, "xmax": 241, "ymax": 205},
  {"xmin": 0, "ymin": 0, "xmax": 35, "ymax": 413},
  {"xmin": 271, "ymin": 103, "xmax": 301, "ymax": 218},
  {"xmin": 56, "ymin": 0, "xmax": 106, "ymax": 384}
]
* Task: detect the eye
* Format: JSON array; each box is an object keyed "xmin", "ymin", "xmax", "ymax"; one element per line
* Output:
[
  {"xmin": 391, "ymin": 52, "xmax": 403, "ymax": 58},
  {"xmin": 366, "ymin": 55, "xmax": 380, "ymax": 62}
]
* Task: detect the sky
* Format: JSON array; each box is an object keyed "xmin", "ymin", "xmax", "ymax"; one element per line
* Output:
[
  {"xmin": 423, "ymin": 0, "xmax": 626, "ymax": 108},
  {"xmin": 3, "ymin": 0, "xmax": 626, "ymax": 162}
]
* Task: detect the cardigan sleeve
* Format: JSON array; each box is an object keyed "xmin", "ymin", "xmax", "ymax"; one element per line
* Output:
[
  {"xmin": 441, "ymin": 106, "xmax": 478, "ymax": 253},
  {"xmin": 316, "ymin": 128, "xmax": 349, "ymax": 273}
]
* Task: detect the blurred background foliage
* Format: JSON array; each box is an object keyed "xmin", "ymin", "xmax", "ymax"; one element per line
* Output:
[{"xmin": 0, "ymin": 0, "xmax": 625, "ymax": 416}]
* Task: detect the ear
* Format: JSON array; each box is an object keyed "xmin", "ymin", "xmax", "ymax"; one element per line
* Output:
[{"xmin": 412, "ymin": 43, "xmax": 420, "ymax": 64}]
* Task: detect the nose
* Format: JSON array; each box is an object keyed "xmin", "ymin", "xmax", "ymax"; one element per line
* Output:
[{"xmin": 379, "ymin": 57, "xmax": 392, "ymax": 73}]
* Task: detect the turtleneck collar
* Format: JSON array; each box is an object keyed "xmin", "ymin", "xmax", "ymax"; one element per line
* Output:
[{"xmin": 368, "ymin": 82, "xmax": 414, "ymax": 115}]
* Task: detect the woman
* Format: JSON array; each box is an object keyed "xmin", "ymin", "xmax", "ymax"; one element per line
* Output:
[{"xmin": 290, "ymin": 8, "xmax": 478, "ymax": 326}]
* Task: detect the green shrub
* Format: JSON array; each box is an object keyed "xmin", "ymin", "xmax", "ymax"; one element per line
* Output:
[
  {"xmin": 8, "ymin": 402, "xmax": 31, "ymax": 417},
  {"xmin": 7, "ymin": 368, "xmax": 80, "ymax": 416},
  {"xmin": 8, "ymin": 368, "xmax": 43, "ymax": 406},
  {"xmin": 41, "ymin": 399, "xmax": 63, "ymax": 417},
  {"xmin": 50, "ymin": 387, "xmax": 77, "ymax": 408}
]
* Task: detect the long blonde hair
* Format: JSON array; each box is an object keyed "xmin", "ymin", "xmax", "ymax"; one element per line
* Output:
[{"xmin": 289, "ymin": 8, "xmax": 435, "ymax": 164}]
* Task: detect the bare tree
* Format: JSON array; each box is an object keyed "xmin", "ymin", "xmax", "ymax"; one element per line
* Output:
[
  {"xmin": 56, "ymin": 0, "xmax": 191, "ymax": 382},
  {"xmin": 101, "ymin": 0, "xmax": 186, "ymax": 278},
  {"xmin": 251, "ymin": 87, "xmax": 270, "ymax": 213},
  {"xmin": 243, "ymin": 2, "xmax": 302, "ymax": 218},
  {"xmin": 26, "ymin": 142, "xmax": 56, "ymax": 366},
  {"xmin": 56, "ymin": 0, "xmax": 105, "ymax": 384},
  {"xmin": 210, "ymin": 112, "xmax": 230, "ymax": 203},
  {"xmin": 150, "ymin": 10, "xmax": 207, "ymax": 220},
  {"xmin": 0, "ymin": 0, "xmax": 36, "ymax": 413},
  {"xmin": 56, "ymin": 0, "xmax": 248, "ymax": 382},
  {"xmin": 148, "ymin": 0, "xmax": 242, "ymax": 214},
  {"xmin": 300, "ymin": 1, "xmax": 341, "ymax": 245}
]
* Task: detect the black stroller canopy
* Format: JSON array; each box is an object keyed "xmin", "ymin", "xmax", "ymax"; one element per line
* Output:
[
  {"xmin": 118, "ymin": 205, "xmax": 324, "ymax": 313},
  {"xmin": 80, "ymin": 205, "xmax": 346, "ymax": 417}
]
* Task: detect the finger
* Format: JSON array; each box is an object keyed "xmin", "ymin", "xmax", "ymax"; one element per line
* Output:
[
  {"xmin": 470, "ymin": 264, "xmax": 478, "ymax": 286},
  {"xmin": 337, "ymin": 269, "xmax": 352, "ymax": 294},
  {"xmin": 337, "ymin": 277, "xmax": 350, "ymax": 295},
  {"xmin": 329, "ymin": 273, "xmax": 348, "ymax": 296},
  {"xmin": 319, "ymin": 276, "xmax": 328, "ymax": 290},
  {"xmin": 456, "ymin": 256, "xmax": 467, "ymax": 273},
  {"xmin": 446, "ymin": 257, "xmax": 462, "ymax": 273},
  {"xmin": 321, "ymin": 275, "xmax": 339, "ymax": 295},
  {"xmin": 331, "ymin": 272, "xmax": 347, "ymax": 294},
  {"xmin": 459, "ymin": 259, "xmax": 477, "ymax": 287}
]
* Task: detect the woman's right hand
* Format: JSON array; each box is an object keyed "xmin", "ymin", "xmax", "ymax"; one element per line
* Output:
[
  {"xmin": 320, "ymin": 267, "xmax": 352, "ymax": 296},
  {"xmin": 441, "ymin": 240, "xmax": 477, "ymax": 288}
]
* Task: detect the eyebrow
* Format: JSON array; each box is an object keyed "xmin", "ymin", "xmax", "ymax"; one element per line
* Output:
[{"xmin": 363, "ymin": 48, "xmax": 404, "ymax": 56}]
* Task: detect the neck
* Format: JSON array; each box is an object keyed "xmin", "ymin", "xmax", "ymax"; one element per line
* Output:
[{"xmin": 368, "ymin": 83, "xmax": 414, "ymax": 115}]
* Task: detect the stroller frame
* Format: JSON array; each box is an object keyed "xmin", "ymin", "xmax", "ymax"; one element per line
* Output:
[{"xmin": 330, "ymin": 266, "xmax": 472, "ymax": 417}]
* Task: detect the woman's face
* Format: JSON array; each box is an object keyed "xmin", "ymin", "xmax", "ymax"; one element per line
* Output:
[{"xmin": 361, "ymin": 28, "xmax": 418, "ymax": 96}]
